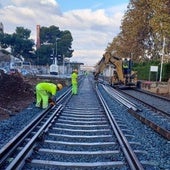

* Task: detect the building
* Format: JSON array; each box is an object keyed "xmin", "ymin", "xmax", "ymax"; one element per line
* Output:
[
  {"xmin": 80, "ymin": 65, "xmax": 95, "ymax": 72},
  {"xmin": 58, "ymin": 61, "xmax": 84, "ymax": 75}
]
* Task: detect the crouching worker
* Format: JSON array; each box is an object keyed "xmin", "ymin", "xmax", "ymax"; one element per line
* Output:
[{"xmin": 35, "ymin": 82, "xmax": 63, "ymax": 109}]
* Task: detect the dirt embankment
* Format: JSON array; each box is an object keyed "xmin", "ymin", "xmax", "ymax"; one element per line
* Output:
[
  {"xmin": 0, "ymin": 71, "xmax": 35, "ymax": 120},
  {"xmin": 0, "ymin": 71, "xmax": 67, "ymax": 120}
]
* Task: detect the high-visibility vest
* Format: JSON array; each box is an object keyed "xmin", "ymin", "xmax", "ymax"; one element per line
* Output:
[
  {"xmin": 36, "ymin": 82, "xmax": 57, "ymax": 95},
  {"xmin": 71, "ymin": 72, "xmax": 78, "ymax": 84},
  {"xmin": 123, "ymin": 64, "xmax": 128, "ymax": 68}
]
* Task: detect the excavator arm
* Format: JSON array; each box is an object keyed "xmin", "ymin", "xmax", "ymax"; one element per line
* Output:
[
  {"xmin": 95, "ymin": 53, "xmax": 110, "ymax": 77},
  {"xmin": 94, "ymin": 52, "xmax": 124, "ymax": 84},
  {"xmin": 94, "ymin": 51, "xmax": 138, "ymax": 87}
]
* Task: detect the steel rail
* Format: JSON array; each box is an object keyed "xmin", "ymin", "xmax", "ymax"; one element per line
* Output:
[
  {"xmin": 96, "ymin": 85, "xmax": 144, "ymax": 170},
  {"xmin": 25, "ymin": 77, "xmax": 140, "ymax": 169},
  {"xmin": 128, "ymin": 108, "xmax": 170, "ymax": 140},
  {"xmin": 6, "ymin": 105, "xmax": 63, "ymax": 170},
  {"xmin": 136, "ymin": 88, "xmax": 170, "ymax": 102},
  {"xmin": 0, "ymin": 106, "xmax": 52, "ymax": 166},
  {"xmin": 102, "ymin": 84, "xmax": 141, "ymax": 111},
  {"xmin": 120, "ymin": 89, "xmax": 170, "ymax": 118},
  {"xmin": 0, "ymin": 86, "xmax": 72, "ymax": 169},
  {"xmin": 103, "ymin": 85, "xmax": 170, "ymax": 140},
  {"xmin": 1, "ymin": 77, "xmax": 146, "ymax": 169},
  {"xmin": 114, "ymin": 88, "xmax": 170, "ymax": 140}
]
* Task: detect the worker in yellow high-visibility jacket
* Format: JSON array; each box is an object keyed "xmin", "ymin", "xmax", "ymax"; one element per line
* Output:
[
  {"xmin": 36, "ymin": 82, "xmax": 63, "ymax": 109},
  {"xmin": 71, "ymin": 69, "xmax": 78, "ymax": 95}
]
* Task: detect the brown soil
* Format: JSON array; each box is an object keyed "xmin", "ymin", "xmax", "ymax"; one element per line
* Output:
[
  {"xmin": 0, "ymin": 70, "xmax": 67, "ymax": 121},
  {"xmin": 0, "ymin": 71, "xmax": 35, "ymax": 120}
]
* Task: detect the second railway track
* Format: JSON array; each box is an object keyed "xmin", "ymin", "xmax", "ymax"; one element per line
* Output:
[{"xmin": 107, "ymin": 87, "xmax": 170, "ymax": 139}]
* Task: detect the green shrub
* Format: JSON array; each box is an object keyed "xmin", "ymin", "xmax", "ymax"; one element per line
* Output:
[{"xmin": 133, "ymin": 61, "xmax": 170, "ymax": 82}]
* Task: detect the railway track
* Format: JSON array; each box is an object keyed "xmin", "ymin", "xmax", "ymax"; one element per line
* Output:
[
  {"xmin": 102, "ymin": 85, "xmax": 170, "ymax": 140},
  {"xmin": 0, "ymin": 76, "xmax": 146, "ymax": 170},
  {"xmin": 122, "ymin": 89, "xmax": 170, "ymax": 115},
  {"xmin": 0, "ymin": 75, "xmax": 169, "ymax": 169}
]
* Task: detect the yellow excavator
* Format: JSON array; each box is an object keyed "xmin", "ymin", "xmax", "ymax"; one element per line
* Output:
[{"xmin": 94, "ymin": 52, "xmax": 137, "ymax": 88}]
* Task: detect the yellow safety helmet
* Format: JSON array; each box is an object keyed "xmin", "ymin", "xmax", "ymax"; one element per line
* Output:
[
  {"xmin": 74, "ymin": 69, "xmax": 78, "ymax": 72},
  {"xmin": 57, "ymin": 83, "xmax": 63, "ymax": 90}
]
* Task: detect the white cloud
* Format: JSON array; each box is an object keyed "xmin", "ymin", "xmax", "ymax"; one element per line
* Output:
[
  {"xmin": 0, "ymin": 0, "xmax": 127, "ymax": 66},
  {"xmin": 11, "ymin": 0, "xmax": 58, "ymax": 7}
]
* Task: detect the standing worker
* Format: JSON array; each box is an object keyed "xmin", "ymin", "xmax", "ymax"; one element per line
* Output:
[
  {"xmin": 123, "ymin": 60, "xmax": 129, "ymax": 75},
  {"xmin": 71, "ymin": 69, "xmax": 78, "ymax": 95},
  {"xmin": 35, "ymin": 82, "xmax": 63, "ymax": 109}
]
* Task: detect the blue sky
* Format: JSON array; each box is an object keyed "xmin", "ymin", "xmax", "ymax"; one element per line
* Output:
[
  {"xmin": 0, "ymin": 0, "xmax": 129, "ymax": 66},
  {"xmin": 57, "ymin": 0, "xmax": 129, "ymax": 11}
]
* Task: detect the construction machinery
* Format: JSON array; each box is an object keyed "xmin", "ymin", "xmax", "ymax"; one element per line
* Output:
[{"xmin": 94, "ymin": 52, "xmax": 137, "ymax": 88}]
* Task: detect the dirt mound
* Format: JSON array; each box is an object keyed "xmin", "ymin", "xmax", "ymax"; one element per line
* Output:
[
  {"xmin": 0, "ymin": 70, "xmax": 68, "ymax": 120},
  {"xmin": 0, "ymin": 70, "xmax": 35, "ymax": 119}
]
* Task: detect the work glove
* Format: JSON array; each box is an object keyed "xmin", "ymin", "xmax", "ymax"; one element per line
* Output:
[
  {"xmin": 49, "ymin": 99, "xmax": 56, "ymax": 106},
  {"xmin": 50, "ymin": 100, "xmax": 56, "ymax": 106},
  {"xmin": 49, "ymin": 95, "xmax": 56, "ymax": 106}
]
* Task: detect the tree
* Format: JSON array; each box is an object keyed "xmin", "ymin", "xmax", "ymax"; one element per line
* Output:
[
  {"xmin": 149, "ymin": 0, "xmax": 170, "ymax": 55},
  {"xmin": 37, "ymin": 25, "xmax": 74, "ymax": 65},
  {"xmin": 106, "ymin": 0, "xmax": 170, "ymax": 63},
  {"xmin": 12, "ymin": 27, "xmax": 35, "ymax": 61},
  {"xmin": 15, "ymin": 27, "xmax": 31, "ymax": 39},
  {"xmin": 59, "ymin": 30, "xmax": 74, "ymax": 63},
  {"xmin": 0, "ymin": 27, "xmax": 35, "ymax": 62},
  {"xmin": 0, "ymin": 33, "xmax": 13, "ymax": 49},
  {"xmin": 36, "ymin": 45, "xmax": 53, "ymax": 65},
  {"xmin": 12, "ymin": 34, "xmax": 34, "ymax": 61}
]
